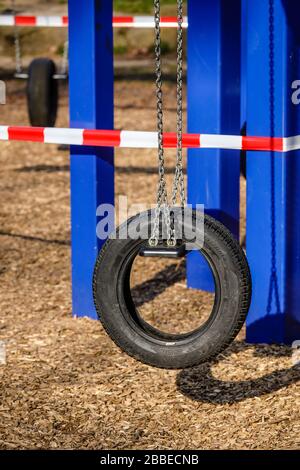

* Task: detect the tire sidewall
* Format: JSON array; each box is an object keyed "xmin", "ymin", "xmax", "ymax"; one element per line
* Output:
[{"xmin": 27, "ymin": 58, "xmax": 58, "ymax": 127}]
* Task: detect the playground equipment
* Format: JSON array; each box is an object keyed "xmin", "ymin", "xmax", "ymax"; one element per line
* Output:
[
  {"xmin": 92, "ymin": 0, "xmax": 251, "ymax": 369},
  {"xmin": 1, "ymin": 7, "xmax": 187, "ymax": 129},
  {"xmin": 2, "ymin": 7, "xmax": 186, "ymax": 129},
  {"xmin": 93, "ymin": 208, "xmax": 251, "ymax": 369},
  {"xmin": 26, "ymin": 58, "xmax": 58, "ymax": 127},
  {"xmin": 9, "ymin": 1, "xmax": 68, "ymax": 127},
  {"xmin": 68, "ymin": 0, "xmax": 300, "ymax": 346},
  {"xmin": 1, "ymin": 0, "xmax": 300, "ymax": 349}
]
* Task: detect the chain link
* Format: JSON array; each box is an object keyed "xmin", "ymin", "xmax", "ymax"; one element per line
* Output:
[
  {"xmin": 60, "ymin": 40, "xmax": 69, "ymax": 77},
  {"xmin": 11, "ymin": 0, "xmax": 23, "ymax": 74},
  {"xmin": 267, "ymin": 0, "xmax": 281, "ymax": 315},
  {"xmin": 150, "ymin": 0, "xmax": 185, "ymax": 247},
  {"xmin": 171, "ymin": 0, "xmax": 185, "ymax": 208}
]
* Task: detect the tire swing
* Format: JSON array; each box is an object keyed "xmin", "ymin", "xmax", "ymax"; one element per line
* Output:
[
  {"xmin": 26, "ymin": 58, "xmax": 58, "ymax": 127},
  {"xmin": 93, "ymin": 0, "xmax": 252, "ymax": 370}
]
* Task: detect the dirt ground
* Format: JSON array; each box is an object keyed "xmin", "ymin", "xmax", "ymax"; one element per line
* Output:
[{"xmin": 0, "ymin": 77, "xmax": 299, "ymax": 450}]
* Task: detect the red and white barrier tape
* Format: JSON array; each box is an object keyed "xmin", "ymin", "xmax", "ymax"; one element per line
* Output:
[
  {"xmin": 0, "ymin": 15, "xmax": 68, "ymax": 27},
  {"xmin": 0, "ymin": 15, "xmax": 188, "ymax": 28},
  {"xmin": 112, "ymin": 16, "xmax": 188, "ymax": 28},
  {"xmin": 0, "ymin": 126, "xmax": 299, "ymax": 152}
]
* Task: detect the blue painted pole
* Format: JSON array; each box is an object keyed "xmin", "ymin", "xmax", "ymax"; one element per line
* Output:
[
  {"xmin": 246, "ymin": 0, "xmax": 300, "ymax": 343},
  {"xmin": 187, "ymin": 0, "xmax": 241, "ymax": 291},
  {"xmin": 68, "ymin": 0, "xmax": 114, "ymax": 319}
]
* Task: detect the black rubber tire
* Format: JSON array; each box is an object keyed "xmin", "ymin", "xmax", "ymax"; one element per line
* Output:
[
  {"xmin": 26, "ymin": 58, "xmax": 58, "ymax": 127},
  {"xmin": 93, "ymin": 209, "xmax": 252, "ymax": 369}
]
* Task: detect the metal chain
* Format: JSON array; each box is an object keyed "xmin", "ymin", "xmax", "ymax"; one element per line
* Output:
[
  {"xmin": 11, "ymin": 0, "xmax": 22, "ymax": 74},
  {"xmin": 267, "ymin": 0, "xmax": 281, "ymax": 315},
  {"xmin": 150, "ymin": 0, "xmax": 185, "ymax": 247},
  {"xmin": 60, "ymin": 40, "xmax": 69, "ymax": 77},
  {"xmin": 171, "ymin": 0, "xmax": 185, "ymax": 208},
  {"xmin": 149, "ymin": 0, "xmax": 172, "ymax": 246}
]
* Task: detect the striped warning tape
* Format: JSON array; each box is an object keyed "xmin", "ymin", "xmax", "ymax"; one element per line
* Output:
[
  {"xmin": 112, "ymin": 16, "xmax": 188, "ymax": 28},
  {"xmin": 0, "ymin": 15, "xmax": 68, "ymax": 27},
  {"xmin": 0, "ymin": 15, "xmax": 188, "ymax": 28},
  {"xmin": 0, "ymin": 126, "xmax": 298, "ymax": 152}
]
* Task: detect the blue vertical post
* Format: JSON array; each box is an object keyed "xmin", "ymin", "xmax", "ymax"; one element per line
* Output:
[
  {"xmin": 68, "ymin": 0, "xmax": 114, "ymax": 319},
  {"xmin": 246, "ymin": 0, "xmax": 300, "ymax": 343},
  {"xmin": 187, "ymin": 0, "xmax": 241, "ymax": 291}
]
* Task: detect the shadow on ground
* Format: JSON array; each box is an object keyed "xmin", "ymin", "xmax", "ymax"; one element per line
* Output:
[
  {"xmin": 15, "ymin": 164, "xmax": 186, "ymax": 176},
  {"xmin": 176, "ymin": 341, "xmax": 300, "ymax": 404},
  {"xmin": 132, "ymin": 261, "xmax": 185, "ymax": 307},
  {"xmin": 0, "ymin": 230, "xmax": 69, "ymax": 247}
]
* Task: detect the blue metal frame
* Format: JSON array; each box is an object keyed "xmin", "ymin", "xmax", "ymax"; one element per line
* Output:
[
  {"xmin": 246, "ymin": 0, "xmax": 300, "ymax": 343},
  {"xmin": 187, "ymin": 0, "xmax": 241, "ymax": 291},
  {"xmin": 69, "ymin": 0, "xmax": 114, "ymax": 319}
]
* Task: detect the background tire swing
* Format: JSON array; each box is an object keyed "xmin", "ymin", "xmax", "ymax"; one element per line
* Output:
[
  {"xmin": 27, "ymin": 57, "xmax": 58, "ymax": 127},
  {"xmin": 93, "ymin": 0, "xmax": 252, "ymax": 370}
]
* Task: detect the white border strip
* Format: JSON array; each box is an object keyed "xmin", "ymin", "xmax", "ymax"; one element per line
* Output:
[
  {"xmin": 0, "ymin": 126, "xmax": 9, "ymax": 140},
  {"xmin": 283, "ymin": 136, "xmax": 300, "ymax": 152},
  {"xmin": 120, "ymin": 131, "xmax": 158, "ymax": 148},
  {"xmin": 0, "ymin": 15, "xmax": 15, "ymax": 26},
  {"xmin": 44, "ymin": 128, "xmax": 83, "ymax": 145},
  {"xmin": 0, "ymin": 15, "xmax": 14, "ymax": 26},
  {"xmin": 131, "ymin": 16, "xmax": 188, "ymax": 28},
  {"xmin": 201, "ymin": 134, "xmax": 243, "ymax": 150},
  {"xmin": 36, "ymin": 16, "xmax": 65, "ymax": 27}
]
